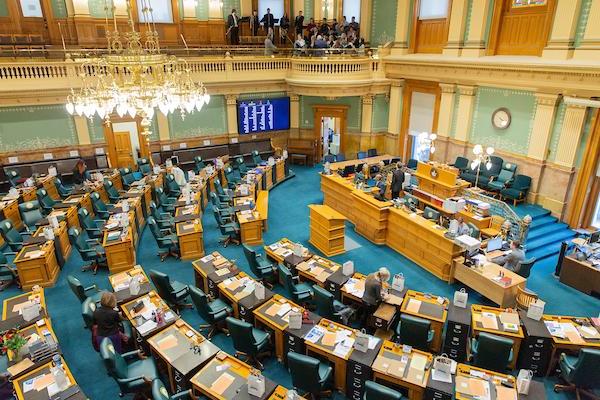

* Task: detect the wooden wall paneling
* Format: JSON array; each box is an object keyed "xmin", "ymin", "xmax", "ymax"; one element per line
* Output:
[
  {"xmin": 208, "ymin": 19, "xmax": 225, "ymax": 43},
  {"xmin": 410, "ymin": 0, "xmax": 452, "ymax": 54},
  {"xmin": 0, "ymin": 0, "xmax": 22, "ymax": 34}
]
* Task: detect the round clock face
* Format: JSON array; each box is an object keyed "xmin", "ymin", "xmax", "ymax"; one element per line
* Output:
[{"xmin": 492, "ymin": 108, "xmax": 511, "ymax": 130}]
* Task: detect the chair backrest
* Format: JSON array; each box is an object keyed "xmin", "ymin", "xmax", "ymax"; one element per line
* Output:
[
  {"xmin": 194, "ymin": 156, "xmax": 205, "ymax": 173},
  {"xmin": 82, "ymin": 297, "xmax": 97, "ymax": 329},
  {"xmin": 147, "ymin": 217, "xmax": 165, "ymax": 241},
  {"xmin": 90, "ymin": 191, "xmax": 108, "ymax": 213},
  {"xmin": 407, "ymin": 159, "xmax": 418, "ymax": 169},
  {"xmin": 104, "ymin": 180, "xmax": 119, "ymax": 197},
  {"xmin": 149, "ymin": 269, "xmax": 174, "ymax": 301},
  {"xmin": 0, "ymin": 219, "xmax": 23, "ymax": 250},
  {"xmin": 189, "ymin": 285, "xmax": 213, "ymax": 322},
  {"xmin": 6, "ymin": 169, "xmax": 20, "ymax": 186},
  {"xmin": 209, "ymin": 192, "xmax": 220, "ymax": 207},
  {"xmin": 139, "ymin": 160, "xmax": 152, "ymax": 175},
  {"xmin": 323, "ymin": 155, "xmax": 336, "ymax": 163},
  {"xmin": 399, "ymin": 314, "xmax": 431, "ymax": 351},
  {"xmin": 154, "ymin": 188, "xmax": 167, "ymax": 206},
  {"xmin": 19, "ymin": 200, "xmax": 43, "ymax": 226},
  {"xmin": 55, "ymin": 178, "xmax": 69, "ymax": 195},
  {"xmin": 467, "ymin": 222, "xmax": 480, "ymax": 239},
  {"xmin": 242, "ymin": 244, "xmax": 260, "ymax": 277},
  {"xmin": 512, "ymin": 175, "xmax": 532, "ymax": 190},
  {"xmin": 357, "ymin": 151, "xmax": 367, "ymax": 159},
  {"xmin": 516, "ymin": 286, "xmax": 538, "ymax": 310},
  {"xmin": 567, "ymin": 348, "xmax": 600, "ymax": 387},
  {"xmin": 149, "ymin": 201, "xmax": 161, "ymax": 220},
  {"xmin": 67, "ymin": 274, "xmax": 87, "ymax": 302},
  {"xmin": 312, "ymin": 284, "xmax": 335, "ymax": 319},
  {"xmin": 490, "ymin": 215, "xmax": 505, "ymax": 230},
  {"xmin": 151, "ymin": 379, "xmax": 173, "ymax": 400},
  {"xmin": 99, "ymin": 337, "xmax": 128, "ymax": 379},
  {"xmin": 165, "ymin": 174, "xmax": 180, "ymax": 192},
  {"xmin": 214, "ymin": 179, "xmax": 226, "ymax": 196},
  {"xmin": 277, "ymin": 264, "xmax": 295, "ymax": 294},
  {"xmin": 78, "ymin": 208, "xmax": 94, "ymax": 230},
  {"xmin": 287, "ymin": 352, "xmax": 323, "ymax": 394},
  {"xmin": 473, "ymin": 332, "xmax": 513, "ymax": 372},
  {"xmin": 68, "ymin": 227, "xmax": 91, "ymax": 253},
  {"xmin": 516, "ymin": 257, "xmax": 536, "ymax": 278},
  {"xmin": 226, "ymin": 317, "xmax": 255, "ymax": 354},
  {"xmin": 482, "ymin": 156, "xmax": 503, "ymax": 177},
  {"xmin": 454, "ymin": 156, "xmax": 469, "ymax": 170},
  {"xmin": 423, "ymin": 206, "xmax": 440, "ymax": 221},
  {"xmin": 367, "ymin": 148, "xmax": 377, "ymax": 157},
  {"xmin": 252, "ymin": 150, "xmax": 262, "ymax": 165},
  {"xmin": 363, "ymin": 380, "xmax": 403, "ymax": 400},
  {"xmin": 336, "ymin": 153, "xmax": 345, "ymax": 162},
  {"xmin": 36, "ymin": 188, "xmax": 54, "ymax": 209}
]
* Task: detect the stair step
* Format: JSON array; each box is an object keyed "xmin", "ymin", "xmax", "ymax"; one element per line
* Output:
[
  {"xmin": 512, "ymin": 205, "xmax": 551, "ymax": 220},
  {"xmin": 526, "ymin": 242, "xmax": 564, "ymax": 261},
  {"xmin": 529, "ymin": 215, "xmax": 558, "ymax": 229},
  {"xmin": 526, "ymin": 230, "xmax": 575, "ymax": 252},
  {"xmin": 527, "ymin": 223, "xmax": 571, "ymax": 240}
]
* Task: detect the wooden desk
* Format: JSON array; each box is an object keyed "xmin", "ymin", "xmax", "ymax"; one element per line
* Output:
[
  {"xmin": 415, "ymin": 161, "xmax": 468, "ymax": 199},
  {"xmin": 454, "ymin": 363, "xmax": 517, "ymax": 400},
  {"xmin": 471, "ymin": 305, "xmax": 524, "ymax": 369},
  {"xmin": 308, "ymin": 204, "xmax": 346, "ymax": 257},
  {"xmin": 371, "ymin": 340, "xmax": 433, "ymax": 400},
  {"xmin": 542, "ymin": 314, "xmax": 600, "ymax": 376},
  {"xmin": 275, "ymin": 159, "xmax": 285, "ymax": 183},
  {"xmin": 450, "ymin": 257, "xmax": 526, "ymax": 308},
  {"xmin": 176, "ymin": 219, "xmax": 204, "ymax": 260},
  {"xmin": 103, "ymin": 228, "xmax": 136, "ymax": 274},
  {"xmin": 253, "ymin": 294, "xmax": 305, "ymax": 361},
  {"xmin": 36, "ymin": 175, "xmax": 59, "ymax": 201},
  {"xmin": 33, "ymin": 220, "xmax": 71, "ymax": 262},
  {"xmin": 559, "ymin": 254, "xmax": 600, "ymax": 296},
  {"xmin": 329, "ymin": 155, "xmax": 395, "ymax": 171},
  {"xmin": 6, "ymin": 318, "xmax": 57, "ymax": 377},
  {"xmin": 458, "ymin": 210, "xmax": 492, "ymax": 231},
  {"xmin": 256, "ymin": 164, "xmax": 273, "ymax": 190},
  {"xmin": 256, "ymin": 190, "xmax": 269, "ymax": 230},
  {"xmin": 64, "ymin": 193, "xmax": 93, "ymax": 216},
  {"xmin": 400, "ymin": 290, "xmax": 449, "ymax": 352},
  {"xmin": 218, "ymin": 272, "xmax": 274, "ymax": 324},
  {"xmin": 148, "ymin": 319, "xmax": 219, "ymax": 394},
  {"xmin": 387, "ymin": 207, "xmax": 463, "ymax": 282},
  {"xmin": 108, "ymin": 265, "xmax": 151, "ymax": 304},
  {"xmin": 13, "ymin": 356, "xmax": 86, "ymax": 400},
  {"xmin": 121, "ymin": 291, "xmax": 179, "ymax": 353},
  {"xmin": 127, "ymin": 184, "xmax": 152, "ymax": 216},
  {"xmin": 296, "ymin": 255, "xmax": 341, "ymax": 287},
  {"xmin": 190, "ymin": 351, "xmax": 277, "ymax": 400},
  {"xmin": 192, "ymin": 252, "xmax": 240, "ymax": 299},
  {"xmin": 175, "ymin": 203, "xmax": 201, "ymax": 224},
  {"xmin": 2, "ymin": 289, "xmax": 46, "ymax": 328},
  {"xmin": 238, "ymin": 210, "xmax": 264, "ymax": 245},
  {"xmin": 14, "ymin": 242, "xmax": 60, "ymax": 290},
  {"xmin": 117, "ymin": 196, "xmax": 144, "ymax": 232},
  {"xmin": 264, "ymin": 238, "xmax": 312, "ymax": 266},
  {"xmin": 0, "ymin": 197, "xmax": 23, "ymax": 230},
  {"xmin": 47, "ymin": 206, "xmax": 79, "ymax": 232}
]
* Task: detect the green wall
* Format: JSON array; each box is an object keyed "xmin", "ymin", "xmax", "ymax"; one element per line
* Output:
[
  {"xmin": 222, "ymin": 0, "xmax": 241, "ymax": 19},
  {"xmin": 196, "ymin": 0, "xmax": 209, "ymax": 20},
  {"xmin": 304, "ymin": 0, "xmax": 313, "ymax": 20},
  {"xmin": 168, "ymin": 95, "xmax": 227, "ymax": 138},
  {"xmin": 449, "ymin": 91, "xmax": 460, "ymax": 138},
  {"xmin": 371, "ymin": 94, "xmax": 389, "ymax": 133},
  {"xmin": 300, "ymin": 96, "xmax": 362, "ymax": 132},
  {"xmin": 469, "ymin": 87, "xmax": 536, "ymax": 155},
  {"xmin": 575, "ymin": 108, "xmax": 594, "ymax": 168},
  {"xmin": 0, "ymin": 105, "xmax": 77, "ymax": 152},
  {"xmin": 370, "ymin": 0, "xmax": 397, "ymax": 46},
  {"xmin": 546, "ymin": 99, "xmax": 566, "ymax": 163},
  {"xmin": 574, "ymin": 0, "xmax": 593, "ymax": 47},
  {"xmin": 88, "ymin": 0, "xmax": 112, "ymax": 18},
  {"xmin": 51, "ymin": 0, "xmax": 68, "ymax": 18},
  {"xmin": 0, "ymin": 0, "xmax": 8, "ymax": 17}
]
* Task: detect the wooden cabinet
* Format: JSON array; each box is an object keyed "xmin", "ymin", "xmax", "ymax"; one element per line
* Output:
[
  {"xmin": 103, "ymin": 230, "xmax": 136, "ymax": 274},
  {"xmin": 177, "ymin": 220, "xmax": 205, "ymax": 260},
  {"xmin": 14, "ymin": 242, "xmax": 60, "ymax": 290},
  {"xmin": 0, "ymin": 199, "xmax": 23, "ymax": 231},
  {"xmin": 308, "ymin": 204, "xmax": 346, "ymax": 257},
  {"xmin": 350, "ymin": 191, "xmax": 390, "ymax": 245}
]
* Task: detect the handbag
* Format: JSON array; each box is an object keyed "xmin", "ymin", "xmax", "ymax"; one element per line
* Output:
[
  {"xmin": 392, "ymin": 273, "xmax": 404, "ymax": 292},
  {"xmin": 517, "ymin": 369, "xmax": 533, "ymax": 394},
  {"xmin": 247, "ymin": 371, "xmax": 266, "ymax": 397},
  {"xmin": 354, "ymin": 329, "xmax": 369, "ymax": 353},
  {"xmin": 453, "ymin": 288, "xmax": 468, "ymax": 308},
  {"xmin": 433, "ymin": 354, "xmax": 452, "ymax": 374},
  {"xmin": 527, "ymin": 299, "xmax": 545, "ymax": 321}
]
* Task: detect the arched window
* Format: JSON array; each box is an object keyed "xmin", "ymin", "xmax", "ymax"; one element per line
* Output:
[
  {"xmin": 19, "ymin": 0, "xmax": 43, "ymax": 17},
  {"xmin": 137, "ymin": 0, "xmax": 173, "ymax": 23},
  {"xmin": 342, "ymin": 0, "xmax": 361, "ymax": 22}
]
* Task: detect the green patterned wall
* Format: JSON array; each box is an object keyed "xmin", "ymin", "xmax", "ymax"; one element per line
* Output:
[
  {"xmin": 196, "ymin": 0, "xmax": 209, "ymax": 20},
  {"xmin": 462, "ymin": 0, "xmax": 473, "ymax": 44},
  {"xmin": 300, "ymin": 96, "xmax": 362, "ymax": 132},
  {"xmin": 88, "ymin": 0, "xmax": 112, "ymax": 18},
  {"xmin": 51, "ymin": 0, "xmax": 67, "ymax": 18},
  {"xmin": 222, "ymin": 0, "xmax": 241, "ymax": 18},
  {"xmin": 0, "ymin": 0, "xmax": 9, "ymax": 17},
  {"xmin": 370, "ymin": 0, "xmax": 397, "ymax": 46},
  {"xmin": 575, "ymin": 109, "xmax": 594, "ymax": 168},
  {"xmin": 574, "ymin": 0, "xmax": 592, "ymax": 47},
  {"xmin": 168, "ymin": 95, "xmax": 227, "ymax": 138},
  {"xmin": 238, "ymin": 92, "xmax": 287, "ymax": 100},
  {"xmin": 87, "ymin": 115, "xmax": 159, "ymax": 143},
  {"xmin": 469, "ymin": 87, "xmax": 536, "ymax": 155},
  {"xmin": 371, "ymin": 94, "xmax": 389, "ymax": 133},
  {"xmin": 0, "ymin": 105, "xmax": 77, "ymax": 152},
  {"xmin": 546, "ymin": 99, "xmax": 566, "ymax": 162},
  {"xmin": 449, "ymin": 91, "xmax": 459, "ymax": 138},
  {"xmin": 304, "ymin": 0, "xmax": 313, "ymax": 20}
]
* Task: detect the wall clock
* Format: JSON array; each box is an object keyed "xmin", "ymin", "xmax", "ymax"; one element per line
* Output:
[{"xmin": 492, "ymin": 108, "xmax": 511, "ymax": 130}]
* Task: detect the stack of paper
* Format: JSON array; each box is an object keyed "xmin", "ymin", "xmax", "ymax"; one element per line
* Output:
[
  {"xmin": 305, "ymin": 326, "xmax": 325, "ymax": 343},
  {"xmin": 343, "ymin": 278, "xmax": 366, "ymax": 298},
  {"xmin": 481, "ymin": 312, "xmax": 499, "ymax": 330},
  {"xmin": 137, "ymin": 320, "xmax": 158, "ymax": 335},
  {"xmin": 334, "ymin": 337, "xmax": 354, "ymax": 358}
]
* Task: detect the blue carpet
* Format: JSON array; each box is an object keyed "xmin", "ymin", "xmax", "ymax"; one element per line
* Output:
[{"xmin": 1, "ymin": 165, "xmax": 599, "ymax": 399}]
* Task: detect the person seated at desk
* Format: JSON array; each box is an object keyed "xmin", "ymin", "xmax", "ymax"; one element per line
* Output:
[
  {"xmin": 93, "ymin": 292, "xmax": 129, "ymax": 353},
  {"xmin": 171, "ymin": 160, "xmax": 187, "ymax": 186},
  {"xmin": 362, "ymin": 267, "xmax": 390, "ymax": 328},
  {"xmin": 456, "ymin": 217, "xmax": 471, "ymax": 236},
  {"xmin": 373, "ymin": 174, "xmax": 386, "ymax": 201},
  {"xmin": 72, "ymin": 159, "xmax": 89, "ymax": 185},
  {"xmin": 496, "ymin": 240, "xmax": 525, "ymax": 272},
  {"xmin": 353, "ymin": 169, "xmax": 365, "ymax": 185}
]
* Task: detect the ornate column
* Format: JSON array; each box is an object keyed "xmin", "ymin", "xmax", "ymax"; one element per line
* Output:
[
  {"xmin": 443, "ymin": 0, "xmax": 469, "ymax": 56},
  {"xmin": 386, "ymin": 80, "xmax": 404, "ymax": 155},
  {"xmin": 437, "ymin": 83, "xmax": 456, "ymax": 137},
  {"xmin": 361, "ymin": 94, "xmax": 374, "ymax": 134},
  {"xmin": 156, "ymin": 113, "xmax": 170, "ymax": 141},
  {"xmin": 391, "ymin": 0, "xmax": 412, "ymax": 55},
  {"xmin": 527, "ymin": 93, "xmax": 560, "ymax": 160},
  {"xmin": 462, "ymin": 0, "xmax": 493, "ymax": 57},
  {"xmin": 226, "ymin": 94, "xmax": 238, "ymax": 137},
  {"xmin": 573, "ymin": 0, "xmax": 600, "ymax": 60},
  {"xmin": 542, "ymin": 0, "xmax": 582, "ymax": 59},
  {"xmin": 360, "ymin": 0, "xmax": 372, "ymax": 42},
  {"xmin": 454, "ymin": 85, "xmax": 477, "ymax": 143},
  {"xmin": 289, "ymin": 93, "xmax": 300, "ymax": 133},
  {"xmin": 554, "ymin": 100, "xmax": 588, "ymax": 167},
  {"xmin": 73, "ymin": 115, "xmax": 91, "ymax": 145}
]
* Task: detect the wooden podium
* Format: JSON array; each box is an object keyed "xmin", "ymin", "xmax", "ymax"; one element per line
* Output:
[{"xmin": 308, "ymin": 204, "xmax": 347, "ymax": 257}]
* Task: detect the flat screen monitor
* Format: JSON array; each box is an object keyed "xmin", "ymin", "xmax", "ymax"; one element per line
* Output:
[
  {"xmin": 590, "ymin": 231, "xmax": 600, "ymax": 244},
  {"xmin": 237, "ymin": 97, "xmax": 290, "ymax": 134},
  {"xmin": 487, "ymin": 237, "xmax": 502, "ymax": 252}
]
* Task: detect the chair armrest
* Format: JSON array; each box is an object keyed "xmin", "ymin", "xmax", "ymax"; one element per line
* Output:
[
  {"xmin": 21, "ymin": 232, "xmax": 33, "ymax": 237},
  {"xmin": 116, "ymin": 376, "xmax": 147, "ymax": 386},
  {"xmin": 172, "ymin": 286, "xmax": 189, "ymax": 295},
  {"xmin": 121, "ymin": 349, "xmax": 143, "ymax": 361},
  {"xmin": 86, "ymin": 238, "xmax": 102, "ymax": 245},
  {"xmin": 84, "ymin": 284, "xmax": 98, "ymax": 293},
  {"xmin": 172, "ymin": 390, "xmax": 194, "ymax": 400},
  {"xmin": 559, "ymin": 353, "xmax": 576, "ymax": 372}
]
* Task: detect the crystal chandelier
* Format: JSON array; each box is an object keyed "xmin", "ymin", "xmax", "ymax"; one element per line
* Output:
[{"xmin": 65, "ymin": 0, "xmax": 209, "ymax": 136}]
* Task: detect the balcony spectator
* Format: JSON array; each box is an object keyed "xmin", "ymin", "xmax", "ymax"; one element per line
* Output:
[
  {"xmin": 261, "ymin": 8, "xmax": 275, "ymax": 32},
  {"xmin": 295, "ymin": 11, "xmax": 304, "ymax": 36},
  {"xmin": 350, "ymin": 16, "xmax": 359, "ymax": 32},
  {"xmin": 280, "ymin": 13, "xmax": 290, "ymax": 44},
  {"xmin": 265, "ymin": 33, "xmax": 278, "ymax": 56},
  {"xmin": 250, "ymin": 10, "xmax": 260, "ymax": 36}
]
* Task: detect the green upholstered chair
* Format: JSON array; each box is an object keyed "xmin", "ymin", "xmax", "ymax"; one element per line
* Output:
[
  {"xmin": 235, "ymin": 157, "xmax": 249, "ymax": 175},
  {"xmin": 81, "ymin": 296, "xmax": 96, "ymax": 330},
  {"xmin": 477, "ymin": 155, "xmax": 504, "ymax": 188},
  {"xmin": 18, "ymin": 200, "xmax": 44, "ymax": 230},
  {"xmin": 138, "ymin": 158, "xmax": 152, "ymax": 176},
  {"xmin": 243, "ymin": 244, "xmax": 276, "ymax": 287},
  {"xmin": 0, "ymin": 252, "xmax": 19, "ymax": 291},
  {"xmin": 407, "ymin": 159, "xmax": 418, "ymax": 169},
  {"xmin": 471, "ymin": 332, "xmax": 513, "ymax": 372},
  {"xmin": 189, "ymin": 285, "xmax": 232, "ymax": 339},
  {"xmin": 357, "ymin": 151, "xmax": 367, "ymax": 159},
  {"xmin": 515, "ymin": 257, "xmax": 536, "ymax": 279},
  {"xmin": 209, "ymin": 192, "xmax": 234, "ymax": 218},
  {"xmin": 154, "ymin": 187, "xmax": 176, "ymax": 214},
  {"xmin": 67, "ymin": 274, "xmax": 103, "ymax": 303},
  {"xmin": 211, "ymin": 206, "xmax": 240, "ymax": 247},
  {"xmin": 148, "ymin": 217, "xmax": 180, "ymax": 261},
  {"xmin": 90, "ymin": 191, "xmax": 114, "ymax": 220},
  {"xmin": 450, "ymin": 156, "xmax": 469, "ymax": 172},
  {"xmin": 54, "ymin": 177, "xmax": 72, "ymax": 198},
  {"xmin": 251, "ymin": 150, "xmax": 263, "ymax": 166},
  {"xmin": 395, "ymin": 314, "xmax": 434, "ymax": 351},
  {"xmin": 312, "ymin": 284, "xmax": 346, "ymax": 323},
  {"xmin": 99, "ymin": 337, "xmax": 158, "ymax": 397},
  {"xmin": 149, "ymin": 269, "xmax": 190, "ymax": 312},
  {"xmin": 36, "ymin": 188, "xmax": 58, "ymax": 214},
  {"xmin": 151, "ymin": 379, "xmax": 193, "ymax": 400},
  {"xmin": 164, "ymin": 174, "xmax": 181, "ymax": 198},
  {"xmin": 193, "ymin": 156, "xmax": 206, "ymax": 174},
  {"xmin": 119, "ymin": 167, "xmax": 136, "ymax": 189},
  {"xmin": 226, "ymin": 316, "xmax": 271, "ymax": 369},
  {"xmin": 213, "ymin": 179, "xmax": 232, "ymax": 203},
  {"xmin": 554, "ymin": 348, "xmax": 600, "ymax": 399},
  {"xmin": 224, "ymin": 166, "xmax": 240, "ymax": 189},
  {"xmin": 150, "ymin": 201, "xmax": 174, "ymax": 231},
  {"xmin": 278, "ymin": 264, "xmax": 313, "ymax": 304},
  {"xmin": 363, "ymin": 380, "xmax": 402, "ymax": 400},
  {"xmin": 367, "ymin": 148, "xmax": 377, "ymax": 157},
  {"xmin": 486, "ymin": 162, "xmax": 517, "ymax": 192},
  {"xmin": 336, "ymin": 154, "xmax": 346, "ymax": 162},
  {"xmin": 6, "ymin": 169, "xmax": 21, "ymax": 187},
  {"xmin": 68, "ymin": 226, "xmax": 107, "ymax": 273},
  {"xmin": 423, "ymin": 206, "xmax": 440, "ymax": 221},
  {"xmin": 0, "ymin": 219, "xmax": 31, "ymax": 252},
  {"xmin": 103, "ymin": 179, "xmax": 122, "ymax": 203},
  {"xmin": 467, "ymin": 222, "xmax": 480, "ymax": 239},
  {"xmin": 287, "ymin": 352, "xmax": 332, "ymax": 398},
  {"xmin": 501, "ymin": 174, "xmax": 532, "ymax": 205},
  {"xmin": 323, "ymin": 154, "xmax": 336, "ymax": 164},
  {"xmin": 78, "ymin": 207, "xmax": 104, "ymax": 239}
]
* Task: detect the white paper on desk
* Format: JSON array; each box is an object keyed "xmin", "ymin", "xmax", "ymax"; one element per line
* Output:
[
  {"xmin": 216, "ymin": 364, "xmax": 230, "ymax": 372},
  {"xmin": 431, "ymin": 369, "xmax": 452, "ymax": 383},
  {"xmin": 473, "ymin": 254, "xmax": 487, "ymax": 265},
  {"xmin": 23, "ymin": 378, "xmax": 35, "ymax": 393},
  {"xmin": 137, "ymin": 320, "xmax": 158, "ymax": 335},
  {"xmin": 47, "ymin": 382, "xmax": 60, "ymax": 397},
  {"xmin": 200, "ymin": 254, "xmax": 214, "ymax": 263},
  {"xmin": 334, "ymin": 338, "xmax": 354, "ymax": 358},
  {"xmin": 164, "ymin": 311, "xmax": 175, "ymax": 321},
  {"xmin": 336, "ymin": 329, "xmax": 352, "ymax": 343},
  {"xmin": 268, "ymin": 244, "xmax": 279, "ymax": 250},
  {"xmin": 368, "ymin": 336, "xmax": 380, "ymax": 350},
  {"xmin": 277, "ymin": 303, "xmax": 292, "ymax": 317},
  {"xmin": 305, "ymin": 326, "xmax": 325, "ymax": 343}
]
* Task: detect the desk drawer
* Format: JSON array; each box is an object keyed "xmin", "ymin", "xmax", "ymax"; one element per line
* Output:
[
  {"xmin": 346, "ymin": 360, "xmax": 373, "ymax": 400},
  {"xmin": 443, "ymin": 345, "xmax": 468, "ymax": 363},
  {"xmin": 284, "ymin": 331, "xmax": 306, "ymax": 366},
  {"xmin": 425, "ymin": 387, "xmax": 452, "ymax": 400}
]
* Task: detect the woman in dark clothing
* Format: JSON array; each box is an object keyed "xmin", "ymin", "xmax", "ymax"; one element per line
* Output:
[
  {"xmin": 361, "ymin": 267, "xmax": 391, "ymax": 329},
  {"xmin": 93, "ymin": 292, "xmax": 126, "ymax": 353},
  {"xmin": 72, "ymin": 159, "xmax": 88, "ymax": 185}
]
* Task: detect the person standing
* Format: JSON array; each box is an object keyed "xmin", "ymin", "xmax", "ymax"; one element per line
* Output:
[
  {"xmin": 391, "ymin": 162, "xmax": 405, "ymax": 199},
  {"xmin": 361, "ymin": 267, "xmax": 391, "ymax": 328},
  {"xmin": 264, "ymin": 32, "xmax": 278, "ymax": 56},
  {"xmin": 226, "ymin": 8, "xmax": 240, "ymax": 45},
  {"xmin": 294, "ymin": 11, "xmax": 304, "ymax": 37},
  {"xmin": 93, "ymin": 292, "xmax": 128, "ymax": 353},
  {"xmin": 279, "ymin": 13, "xmax": 290, "ymax": 44},
  {"xmin": 261, "ymin": 8, "xmax": 275, "ymax": 33},
  {"xmin": 250, "ymin": 10, "xmax": 260, "ymax": 36}
]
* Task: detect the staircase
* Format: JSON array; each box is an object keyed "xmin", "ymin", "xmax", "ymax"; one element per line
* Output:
[{"xmin": 513, "ymin": 204, "xmax": 575, "ymax": 261}]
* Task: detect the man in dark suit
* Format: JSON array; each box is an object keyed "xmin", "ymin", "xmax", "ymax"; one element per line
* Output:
[
  {"xmin": 391, "ymin": 162, "xmax": 405, "ymax": 199},
  {"xmin": 226, "ymin": 8, "xmax": 240, "ymax": 45},
  {"xmin": 261, "ymin": 8, "xmax": 275, "ymax": 32},
  {"xmin": 294, "ymin": 11, "xmax": 304, "ymax": 36},
  {"xmin": 250, "ymin": 10, "xmax": 260, "ymax": 36}
]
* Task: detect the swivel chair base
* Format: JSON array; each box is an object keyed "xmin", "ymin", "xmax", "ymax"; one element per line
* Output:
[
  {"xmin": 199, "ymin": 323, "xmax": 229, "ymax": 340},
  {"xmin": 234, "ymin": 349, "xmax": 272, "ymax": 370},
  {"xmin": 157, "ymin": 249, "xmax": 180, "ymax": 262},
  {"xmin": 81, "ymin": 260, "xmax": 107, "ymax": 275},
  {"xmin": 218, "ymin": 235, "xmax": 240, "ymax": 247},
  {"xmin": 554, "ymin": 382, "xmax": 599, "ymax": 400}
]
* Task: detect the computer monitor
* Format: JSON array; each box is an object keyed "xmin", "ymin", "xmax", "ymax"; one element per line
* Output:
[
  {"xmin": 487, "ymin": 237, "xmax": 502, "ymax": 252},
  {"xmin": 590, "ymin": 230, "xmax": 600, "ymax": 244},
  {"xmin": 341, "ymin": 165, "xmax": 355, "ymax": 177},
  {"xmin": 170, "ymin": 156, "xmax": 180, "ymax": 166}
]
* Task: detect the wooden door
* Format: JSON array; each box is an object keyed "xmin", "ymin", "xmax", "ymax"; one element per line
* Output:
[
  {"xmin": 113, "ymin": 131, "xmax": 135, "ymax": 168},
  {"xmin": 313, "ymin": 105, "xmax": 348, "ymax": 162},
  {"xmin": 490, "ymin": 0, "xmax": 556, "ymax": 56},
  {"xmin": 410, "ymin": 0, "xmax": 451, "ymax": 54}
]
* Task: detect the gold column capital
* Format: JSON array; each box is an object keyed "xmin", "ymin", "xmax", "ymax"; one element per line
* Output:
[
  {"xmin": 361, "ymin": 94, "xmax": 374, "ymax": 105},
  {"xmin": 457, "ymin": 85, "xmax": 477, "ymax": 96},
  {"xmin": 225, "ymin": 94, "xmax": 238, "ymax": 105},
  {"xmin": 391, "ymin": 79, "xmax": 405, "ymax": 88},
  {"xmin": 439, "ymin": 83, "xmax": 457, "ymax": 94},
  {"xmin": 288, "ymin": 93, "xmax": 300, "ymax": 102},
  {"xmin": 535, "ymin": 93, "xmax": 560, "ymax": 106}
]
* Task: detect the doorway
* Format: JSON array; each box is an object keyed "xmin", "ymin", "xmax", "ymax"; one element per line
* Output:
[
  {"xmin": 313, "ymin": 105, "xmax": 348, "ymax": 162},
  {"xmin": 103, "ymin": 118, "xmax": 150, "ymax": 169},
  {"xmin": 321, "ymin": 116, "xmax": 341, "ymax": 159}
]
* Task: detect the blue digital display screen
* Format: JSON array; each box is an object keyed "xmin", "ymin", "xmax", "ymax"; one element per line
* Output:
[{"xmin": 237, "ymin": 97, "xmax": 290, "ymax": 134}]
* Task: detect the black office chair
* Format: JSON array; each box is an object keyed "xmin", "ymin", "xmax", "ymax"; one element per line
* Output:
[
  {"xmin": 357, "ymin": 151, "xmax": 367, "ymax": 159},
  {"xmin": 278, "ymin": 264, "xmax": 313, "ymax": 304},
  {"xmin": 363, "ymin": 380, "xmax": 402, "ymax": 400},
  {"xmin": 54, "ymin": 177, "xmax": 72, "ymax": 199},
  {"xmin": 312, "ymin": 284, "xmax": 347, "ymax": 323},
  {"xmin": 154, "ymin": 187, "xmax": 177, "ymax": 214},
  {"xmin": 226, "ymin": 317, "xmax": 271, "ymax": 369},
  {"xmin": 18, "ymin": 200, "xmax": 44, "ymax": 231},
  {"xmin": 189, "ymin": 286, "xmax": 232, "ymax": 339},
  {"xmin": 151, "ymin": 378, "xmax": 194, "ymax": 400},
  {"xmin": 243, "ymin": 244, "xmax": 276, "ymax": 288},
  {"xmin": 515, "ymin": 257, "xmax": 536, "ymax": 279},
  {"xmin": 67, "ymin": 274, "xmax": 104, "ymax": 303},
  {"xmin": 193, "ymin": 156, "xmax": 206, "ymax": 174},
  {"xmin": 287, "ymin": 352, "xmax": 332, "ymax": 399},
  {"xmin": 554, "ymin": 348, "xmax": 600, "ymax": 400},
  {"xmin": 214, "ymin": 179, "xmax": 233, "ymax": 204},
  {"xmin": 90, "ymin": 191, "xmax": 115, "ymax": 220},
  {"xmin": 209, "ymin": 192, "xmax": 234, "ymax": 218},
  {"xmin": 395, "ymin": 314, "xmax": 434, "ymax": 351},
  {"xmin": 149, "ymin": 201, "xmax": 175, "ymax": 231},
  {"xmin": 148, "ymin": 217, "xmax": 180, "ymax": 261},
  {"xmin": 165, "ymin": 173, "xmax": 181, "ymax": 198},
  {"xmin": 0, "ymin": 252, "xmax": 19, "ymax": 291},
  {"xmin": 423, "ymin": 206, "xmax": 440, "ymax": 221},
  {"xmin": 407, "ymin": 159, "xmax": 418, "ymax": 169},
  {"xmin": 149, "ymin": 270, "xmax": 191, "ymax": 313},
  {"xmin": 0, "ymin": 219, "xmax": 32, "ymax": 252},
  {"xmin": 212, "ymin": 206, "xmax": 240, "ymax": 247},
  {"xmin": 470, "ymin": 332, "xmax": 514, "ymax": 372},
  {"xmin": 367, "ymin": 148, "xmax": 377, "ymax": 157}
]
